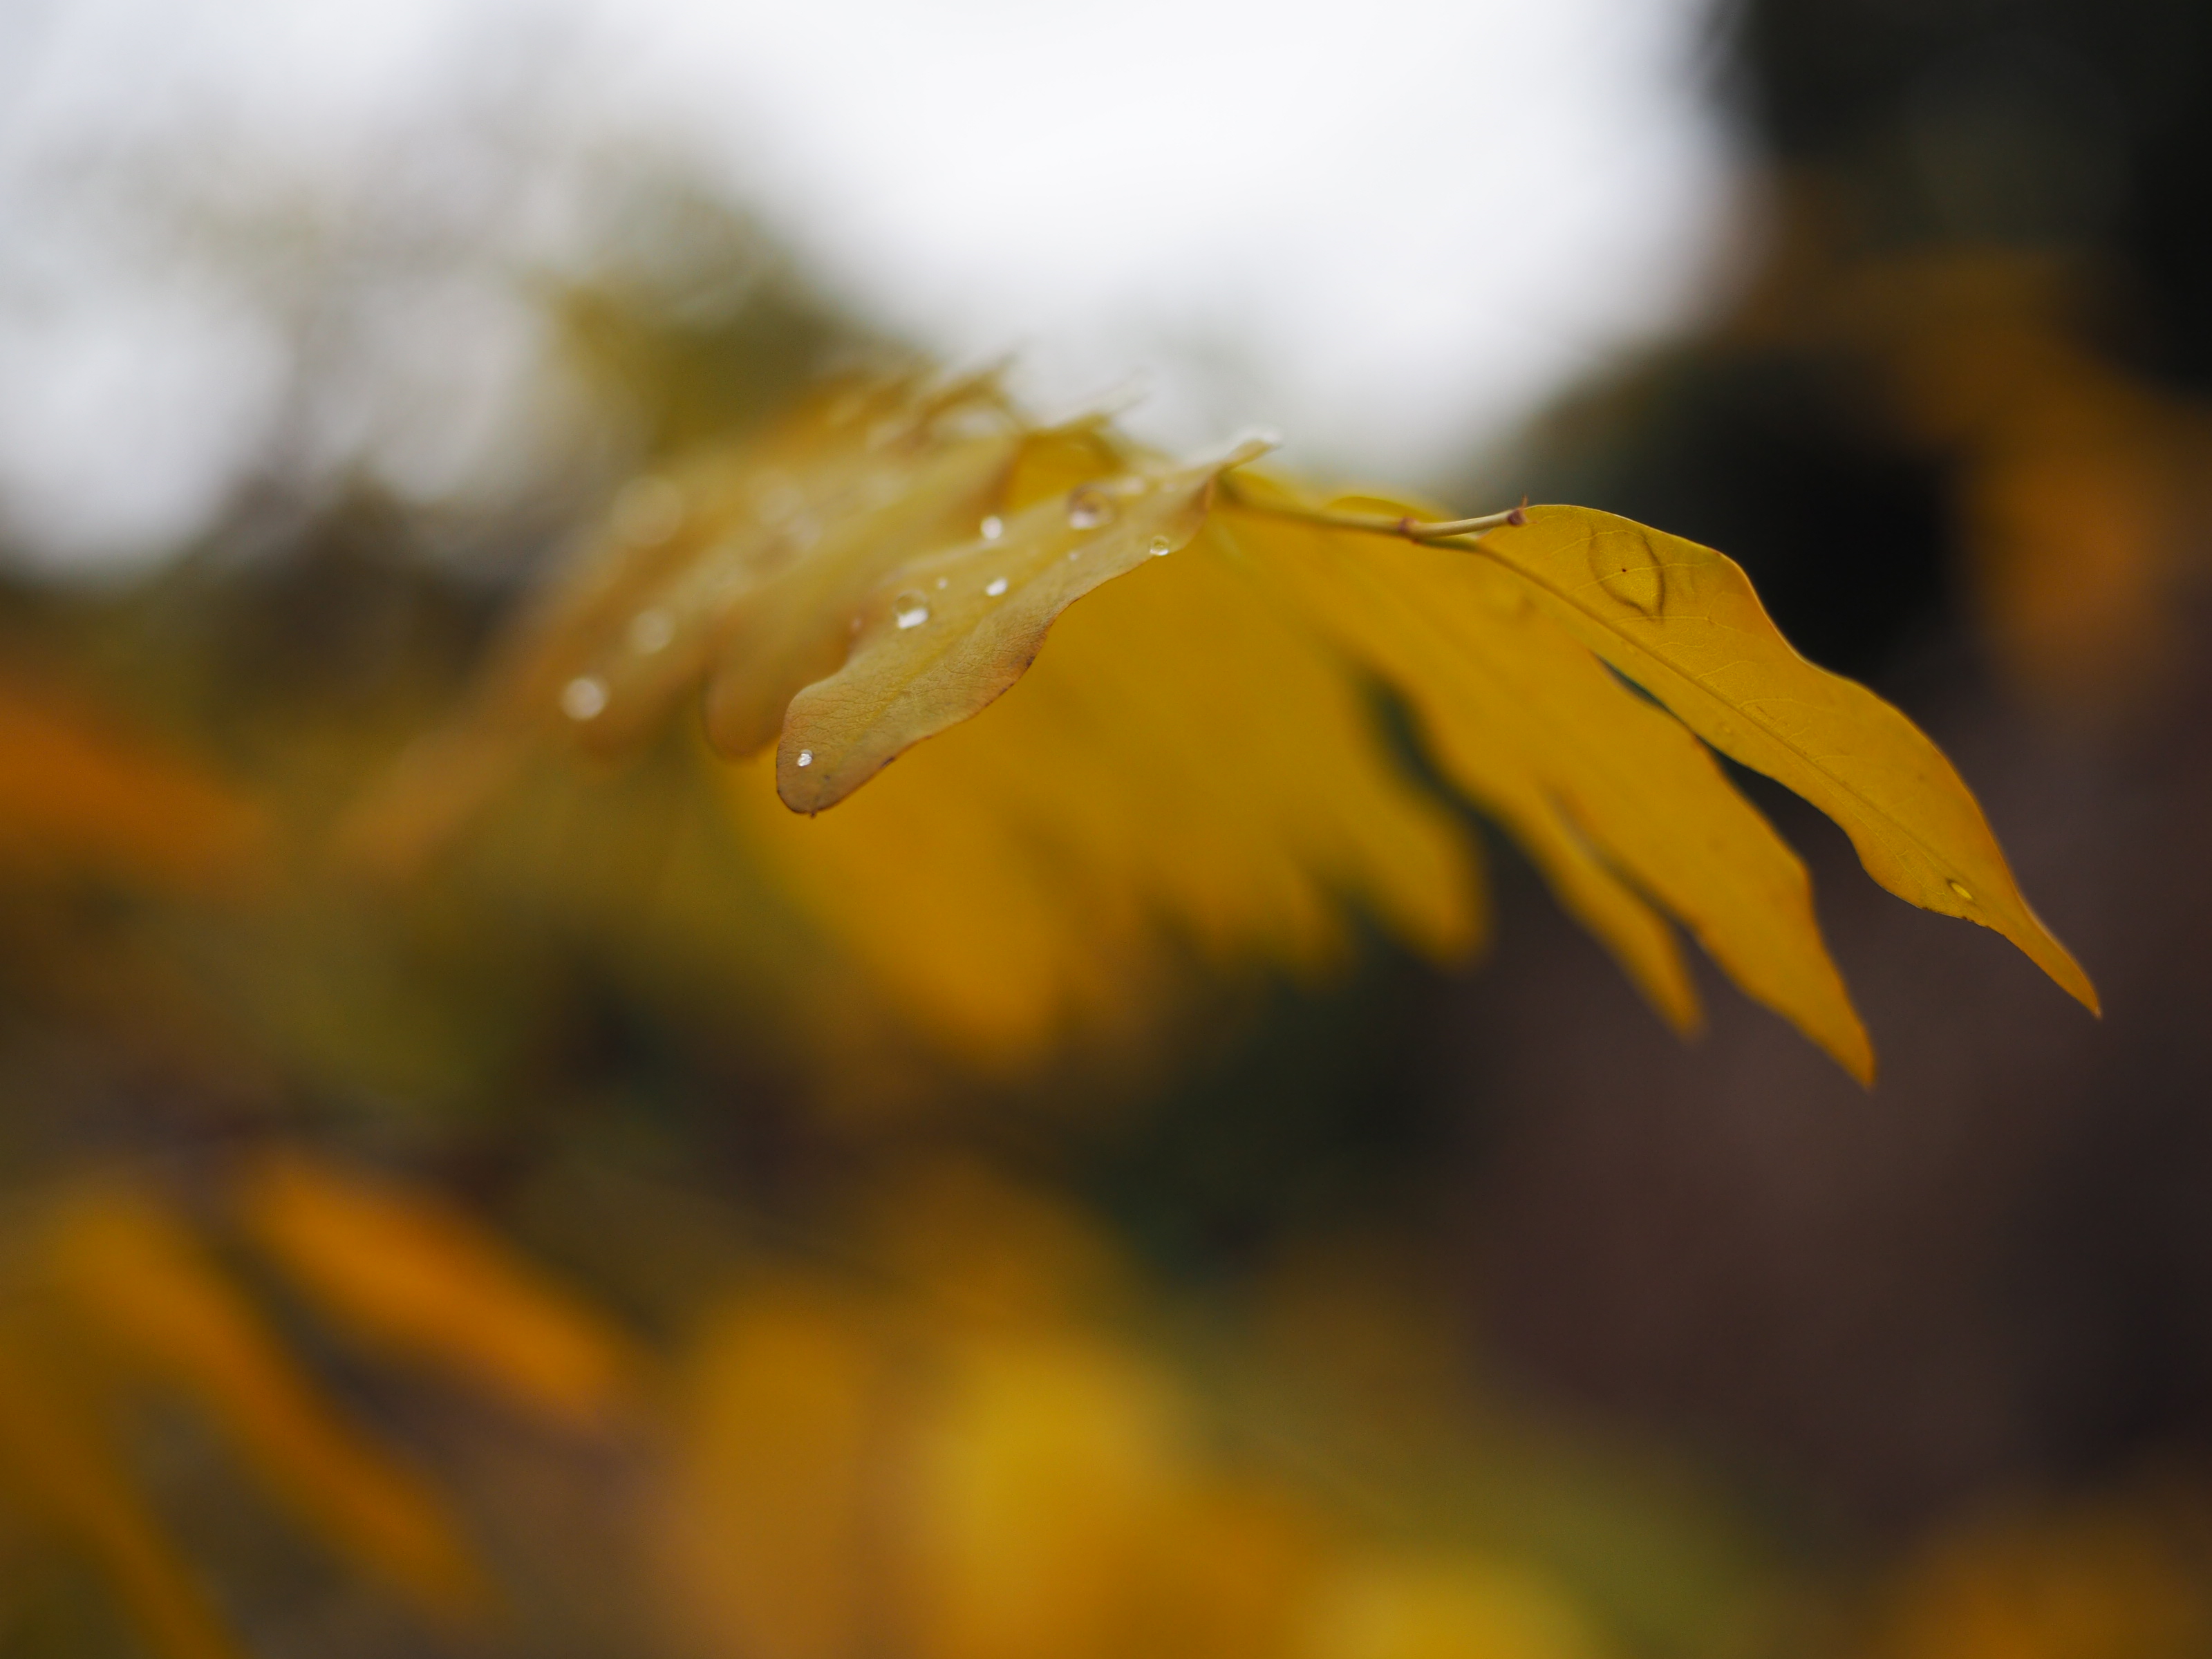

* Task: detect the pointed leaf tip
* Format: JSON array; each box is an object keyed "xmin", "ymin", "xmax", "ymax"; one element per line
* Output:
[{"xmin": 1473, "ymin": 505, "xmax": 2099, "ymax": 1018}]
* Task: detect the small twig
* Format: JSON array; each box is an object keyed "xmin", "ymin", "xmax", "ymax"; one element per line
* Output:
[{"xmin": 1217, "ymin": 476, "xmax": 1526, "ymax": 543}]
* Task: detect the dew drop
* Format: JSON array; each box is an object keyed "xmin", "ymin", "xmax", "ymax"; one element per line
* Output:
[
  {"xmin": 1149, "ymin": 535, "xmax": 1173, "ymax": 557},
  {"xmin": 611, "ymin": 476, "xmax": 684, "ymax": 545},
  {"xmin": 1947, "ymin": 879, "xmax": 1974, "ymax": 902},
  {"xmin": 561, "ymin": 675, "xmax": 608, "ymax": 721},
  {"xmin": 796, "ymin": 749, "xmax": 813, "ymax": 768},
  {"xmin": 984, "ymin": 577, "xmax": 1008, "ymax": 597},
  {"xmin": 980, "ymin": 514, "xmax": 1004, "ymax": 541},
  {"xmin": 628, "ymin": 608, "xmax": 674, "ymax": 654},
  {"xmin": 1587, "ymin": 545, "xmax": 1665, "ymax": 615},
  {"xmin": 1067, "ymin": 487, "xmax": 1114, "ymax": 530},
  {"xmin": 894, "ymin": 592, "xmax": 931, "ymax": 629},
  {"xmin": 935, "ymin": 577, "xmax": 948, "ymax": 590}
]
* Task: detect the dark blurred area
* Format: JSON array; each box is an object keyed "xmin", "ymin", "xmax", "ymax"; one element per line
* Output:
[
  {"xmin": 1455, "ymin": 0, "xmax": 2212, "ymax": 1550},
  {"xmin": 3, "ymin": 1, "xmax": 2212, "ymax": 1656}
]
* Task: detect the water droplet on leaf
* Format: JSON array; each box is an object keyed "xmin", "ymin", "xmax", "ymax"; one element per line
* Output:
[
  {"xmin": 935, "ymin": 577, "xmax": 948, "ymax": 590},
  {"xmin": 561, "ymin": 676, "xmax": 608, "ymax": 721},
  {"xmin": 1588, "ymin": 544, "xmax": 1665, "ymax": 615},
  {"xmin": 980, "ymin": 515, "xmax": 1004, "ymax": 541},
  {"xmin": 894, "ymin": 592, "xmax": 931, "ymax": 629},
  {"xmin": 796, "ymin": 749, "xmax": 813, "ymax": 767},
  {"xmin": 1948, "ymin": 879, "xmax": 1974, "ymax": 901},
  {"xmin": 1149, "ymin": 536, "xmax": 1173, "ymax": 556},
  {"xmin": 1067, "ymin": 487, "xmax": 1114, "ymax": 530},
  {"xmin": 984, "ymin": 577, "xmax": 1008, "ymax": 597}
]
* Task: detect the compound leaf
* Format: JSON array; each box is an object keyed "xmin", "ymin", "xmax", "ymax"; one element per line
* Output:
[{"xmin": 1463, "ymin": 506, "xmax": 2096, "ymax": 1014}]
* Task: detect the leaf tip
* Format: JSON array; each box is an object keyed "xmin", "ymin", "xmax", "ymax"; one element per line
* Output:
[{"xmin": 1841, "ymin": 1038, "xmax": 1877, "ymax": 1090}]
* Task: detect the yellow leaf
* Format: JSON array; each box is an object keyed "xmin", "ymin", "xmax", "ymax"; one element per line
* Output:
[
  {"xmin": 719, "ymin": 527, "xmax": 1480, "ymax": 1071},
  {"xmin": 1451, "ymin": 505, "xmax": 2095, "ymax": 1013},
  {"xmin": 0, "ymin": 674, "xmax": 263, "ymax": 891},
  {"xmin": 341, "ymin": 371, "xmax": 1020, "ymax": 872},
  {"xmin": 902, "ymin": 1329, "xmax": 1192, "ymax": 1659},
  {"xmin": 776, "ymin": 438, "xmax": 1269, "ymax": 812},
  {"xmin": 1223, "ymin": 488, "xmax": 1871, "ymax": 1080},
  {"xmin": 234, "ymin": 1151, "xmax": 638, "ymax": 1430},
  {"xmin": 1300, "ymin": 1555, "xmax": 1611, "ymax": 1659},
  {"xmin": 1867, "ymin": 1486, "xmax": 2212, "ymax": 1659},
  {"xmin": 512, "ymin": 369, "xmax": 1013, "ymax": 757},
  {"xmin": 357, "ymin": 366, "xmax": 2090, "ymax": 1082},
  {"xmin": 658, "ymin": 1284, "xmax": 883, "ymax": 1659},
  {"xmin": 0, "ymin": 1336, "xmax": 245, "ymax": 1659},
  {"xmin": 41, "ymin": 1185, "xmax": 487, "ymax": 1617}
]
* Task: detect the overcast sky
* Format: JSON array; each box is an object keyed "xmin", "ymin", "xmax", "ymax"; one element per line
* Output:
[{"xmin": 0, "ymin": 0, "xmax": 1744, "ymax": 571}]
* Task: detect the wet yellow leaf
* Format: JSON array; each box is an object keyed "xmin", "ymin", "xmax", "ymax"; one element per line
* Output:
[
  {"xmin": 344, "ymin": 370, "xmax": 1020, "ymax": 871},
  {"xmin": 1455, "ymin": 504, "xmax": 2095, "ymax": 1013},
  {"xmin": 235, "ymin": 1150, "xmax": 637, "ymax": 1430},
  {"xmin": 777, "ymin": 438, "xmax": 1268, "ymax": 812},
  {"xmin": 514, "ymin": 370, "xmax": 1013, "ymax": 757},
  {"xmin": 359, "ymin": 366, "xmax": 2092, "ymax": 1082},
  {"xmin": 718, "ymin": 529, "xmax": 1479, "ymax": 1071},
  {"xmin": 1225, "ymin": 487, "xmax": 1871, "ymax": 1079}
]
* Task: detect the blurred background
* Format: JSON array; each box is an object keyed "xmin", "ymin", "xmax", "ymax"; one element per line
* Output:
[{"xmin": 3, "ymin": 0, "xmax": 2211, "ymax": 1653}]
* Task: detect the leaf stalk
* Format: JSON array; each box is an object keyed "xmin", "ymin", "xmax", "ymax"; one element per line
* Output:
[{"xmin": 1217, "ymin": 477, "xmax": 1528, "ymax": 544}]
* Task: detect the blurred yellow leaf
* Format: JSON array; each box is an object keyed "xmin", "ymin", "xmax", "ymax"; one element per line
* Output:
[
  {"xmin": 0, "ymin": 1172, "xmax": 525, "ymax": 1658},
  {"xmin": 904, "ymin": 1328, "xmax": 1192, "ymax": 1659},
  {"xmin": 1841, "ymin": 254, "xmax": 2212, "ymax": 716},
  {"xmin": 0, "ymin": 1338, "xmax": 244, "ymax": 1659},
  {"xmin": 1300, "ymin": 1556, "xmax": 1611, "ymax": 1659},
  {"xmin": 0, "ymin": 673, "xmax": 262, "ymax": 890},
  {"xmin": 235, "ymin": 1150, "xmax": 639, "ymax": 1430},
  {"xmin": 649, "ymin": 1165, "xmax": 1700, "ymax": 1659},
  {"xmin": 1866, "ymin": 1484, "xmax": 2212, "ymax": 1659},
  {"xmin": 41, "ymin": 1183, "xmax": 488, "ymax": 1618},
  {"xmin": 660, "ymin": 1282, "xmax": 884, "ymax": 1659}
]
